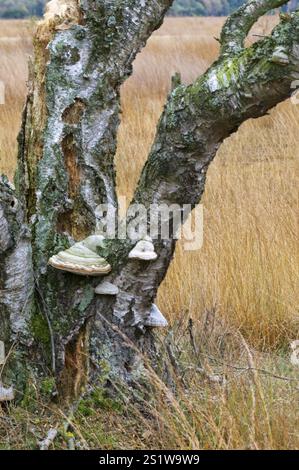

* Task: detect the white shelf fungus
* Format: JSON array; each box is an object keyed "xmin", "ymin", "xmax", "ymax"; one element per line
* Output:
[
  {"xmin": 145, "ymin": 304, "xmax": 168, "ymax": 328},
  {"xmin": 129, "ymin": 237, "xmax": 158, "ymax": 261},
  {"xmin": 48, "ymin": 235, "xmax": 111, "ymax": 276}
]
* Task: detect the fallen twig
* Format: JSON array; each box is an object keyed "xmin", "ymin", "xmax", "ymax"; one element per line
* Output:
[{"xmin": 39, "ymin": 428, "xmax": 58, "ymax": 450}]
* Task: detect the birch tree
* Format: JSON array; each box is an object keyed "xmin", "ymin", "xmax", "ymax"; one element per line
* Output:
[{"xmin": 0, "ymin": 0, "xmax": 298, "ymax": 402}]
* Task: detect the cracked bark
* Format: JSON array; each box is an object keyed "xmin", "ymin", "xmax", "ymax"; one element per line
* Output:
[{"xmin": 0, "ymin": 0, "xmax": 298, "ymax": 402}]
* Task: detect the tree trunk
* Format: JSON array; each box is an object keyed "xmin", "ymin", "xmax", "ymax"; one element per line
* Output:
[{"xmin": 0, "ymin": 0, "xmax": 298, "ymax": 403}]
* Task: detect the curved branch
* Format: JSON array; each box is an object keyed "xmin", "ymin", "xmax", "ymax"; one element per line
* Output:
[
  {"xmin": 220, "ymin": 0, "xmax": 289, "ymax": 56},
  {"xmin": 113, "ymin": 11, "xmax": 299, "ymax": 321}
]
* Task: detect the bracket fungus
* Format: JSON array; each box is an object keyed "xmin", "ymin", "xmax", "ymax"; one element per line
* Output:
[
  {"xmin": 128, "ymin": 237, "xmax": 158, "ymax": 261},
  {"xmin": 49, "ymin": 235, "xmax": 111, "ymax": 276},
  {"xmin": 145, "ymin": 304, "xmax": 168, "ymax": 328},
  {"xmin": 95, "ymin": 281, "xmax": 119, "ymax": 296}
]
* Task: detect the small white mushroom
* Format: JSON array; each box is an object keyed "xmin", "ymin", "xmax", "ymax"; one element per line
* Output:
[
  {"xmin": 48, "ymin": 236, "xmax": 111, "ymax": 276},
  {"xmin": 129, "ymin": 237, "xmax": 158, "ymax": 261},
  {"xmin": 0, "ymin": 383, "xmax": 14, "ymax": 402},
  {"xmin": 270, "ymin": 46, "xmax": 289, "ymax": 65},
  {"xmin": 145, "ymin": 304, "xmax": 168, "ymax": 328},
  {"xmin": 95, "ymin": 281, "xmax": 119, "ymax": 296}
]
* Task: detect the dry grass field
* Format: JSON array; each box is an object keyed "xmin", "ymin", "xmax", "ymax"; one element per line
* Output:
[{"xmin": 0, "ymin": 17, "xmax": 298, "ymax": 450}]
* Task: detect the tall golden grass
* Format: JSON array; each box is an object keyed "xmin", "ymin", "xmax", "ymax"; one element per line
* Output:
[{"xmin": 0, "ymin": 17, "xmax": 298, "ymax": 449}]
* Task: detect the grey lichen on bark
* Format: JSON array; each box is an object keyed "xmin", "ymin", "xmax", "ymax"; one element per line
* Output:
[{"xmin": 1, "ymin": 0, "xmax": 298, "ymax": 401}]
